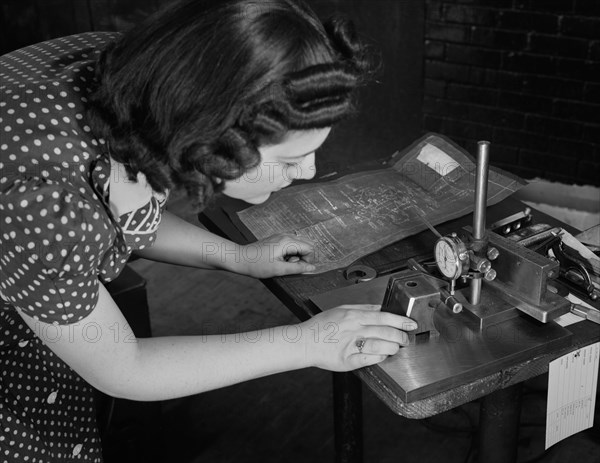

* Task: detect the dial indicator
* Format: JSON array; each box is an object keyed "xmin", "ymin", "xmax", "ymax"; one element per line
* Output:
[{"xmin": 434, "ymin": 236, "xmax": 466, "ymax": 280}]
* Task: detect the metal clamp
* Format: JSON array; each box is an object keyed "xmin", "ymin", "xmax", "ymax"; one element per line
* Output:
[{"xmin": 551, "ymin": 239, "xmax": 597, "ymax": 300}]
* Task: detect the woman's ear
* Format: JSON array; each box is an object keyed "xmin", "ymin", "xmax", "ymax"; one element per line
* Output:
[{"xmin": 214, "ymin": 177, "xmax": 223, "ymax": 184}]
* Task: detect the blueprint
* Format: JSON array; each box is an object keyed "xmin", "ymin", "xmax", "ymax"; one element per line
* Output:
[{"xmin": 236, "ymin": 133, "xmax": 526, "ymax": 273}]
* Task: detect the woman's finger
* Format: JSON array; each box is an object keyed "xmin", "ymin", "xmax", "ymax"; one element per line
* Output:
[
  {"xmin": 277, "ymin": 260, "xmax": 317, "ymax": 275},
  {"xmin": 358, "ymin": 310, "xmax": 418, "ymax": 331},
  {"xmin": 353, "ymin": 338, "xmax": 401, "ymax": 356},
  {"xmin": 335, "ymin": 304, "xmax": 382, "ymax": 312},
  {"xmin": 358, "ymin": 326, "xmax": 410, "ymax": 346},
  {"xmin": 331, "ymin": 306, "xmax": 417, "ymax": 330},
  {"xmin": 280, "ymin": 239, "xmax": 316, "ymax": 262}
]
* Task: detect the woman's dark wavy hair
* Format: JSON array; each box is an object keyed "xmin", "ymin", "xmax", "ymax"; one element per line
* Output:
[{"xmin": 87, "ymin": 0, "xmax": 371, "ymax": 208}]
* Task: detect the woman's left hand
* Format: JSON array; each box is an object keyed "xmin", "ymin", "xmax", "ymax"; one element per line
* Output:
[{"xmin": 240, "ymin": 233, "xmax": 317, "ymax": 278}]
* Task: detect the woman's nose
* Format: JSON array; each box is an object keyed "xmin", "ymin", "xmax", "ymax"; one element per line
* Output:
[{"xmin": 296, "ymin": 153, "xmax": 316, "ymax": 180}]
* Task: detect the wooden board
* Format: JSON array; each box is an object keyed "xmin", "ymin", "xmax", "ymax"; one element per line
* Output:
[{"xmin": 311, "ymin": 272, "xmax": 574, "ymax": 402}]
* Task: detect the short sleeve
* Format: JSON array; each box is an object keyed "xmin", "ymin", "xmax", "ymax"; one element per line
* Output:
[{"xmin": 0, "ymin": 177, "xmax": 110, "ymax": 324}]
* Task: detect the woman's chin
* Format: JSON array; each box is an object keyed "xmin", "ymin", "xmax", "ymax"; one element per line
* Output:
[{"xmin": 241, "ymin": 192, "xmax": 271, "ymax": 205}]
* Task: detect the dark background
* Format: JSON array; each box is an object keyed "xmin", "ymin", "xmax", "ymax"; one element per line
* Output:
[{"xmin": 1, "ymin": 0, "xmax": 599, "ymax": 187}]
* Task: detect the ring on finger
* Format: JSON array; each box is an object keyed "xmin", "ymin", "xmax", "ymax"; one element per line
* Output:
[{"xmin": 355, "ymin": 338, "xmax": 366, "ymax": 354}]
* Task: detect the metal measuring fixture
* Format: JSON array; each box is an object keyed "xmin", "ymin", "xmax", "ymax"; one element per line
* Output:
[
  {"xmin": 381, "ymin": 139, "xmax": 571, "ymax": 334},
  {"xmin": 432, "ymin": 142, "xmax": 499, "ymax": 305}
]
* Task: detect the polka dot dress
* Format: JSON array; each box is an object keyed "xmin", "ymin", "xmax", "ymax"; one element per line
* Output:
[{"xmin": 1, "ymin": 33, "xmax": 166, "ymax": 462}]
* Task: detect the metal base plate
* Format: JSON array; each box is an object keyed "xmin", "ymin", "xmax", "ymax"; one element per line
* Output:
[
  {"xmin": 310, "ymin": 270, "xmax": 573, "ymax": 402},
  {"xmin": 454, "ymin": 288, "xmax": 519, "ymax": 329},
  {"xmin": 485, "ymin": 278, "xmax": 571, "ymax": 323}
]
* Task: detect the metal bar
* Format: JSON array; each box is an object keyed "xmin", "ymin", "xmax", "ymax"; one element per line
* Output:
[
  {"xmin": 333, "ymin": 372, "xmax": 363, "ymax": 463},
  {"xmin": 470, "ymin": 278, "xmax": 482, "ymax": 306},
  {"xmin": 414, "ymin": 208, "xmax": 443, "ymax": 239},
  {"xmin": 477, "ymin": 383, "xmax": 523, "ymax": 463},
  {"xmin": 487, "ymin": 230, "xmax": 559, "ymax": 306},
  {"xmin": 407, "ymin": 258, "xmax": 427, "ymax": 273},
  {"xmin": 440, "ymin": 287, "xmax": 463, "ymax": 313},
  {"xmin": 470, "ymin": 141, "xmax": 490, "ymax": 305},
  {"xmin": 473, "ymin": 141, "xmax": 490, "ymax": 240}
]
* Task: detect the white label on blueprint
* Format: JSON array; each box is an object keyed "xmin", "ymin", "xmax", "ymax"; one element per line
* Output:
[{"xmin": 416, "ymin": 143, "xmax": 459, "ymax": 176}]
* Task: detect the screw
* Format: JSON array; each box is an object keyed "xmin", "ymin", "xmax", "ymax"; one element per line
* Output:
[
  {"xmin": 487, "ymin": 247, "xmax": 500, "ymax": 261},
  {"xmin": 484, "ymin": 269, "xmax": 497, "ymax": 281}
]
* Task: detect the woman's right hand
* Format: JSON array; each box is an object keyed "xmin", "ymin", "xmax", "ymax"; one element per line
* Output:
[{"xmin": 299, "ymin": 304, "xmax": 417, "ymax": 372}]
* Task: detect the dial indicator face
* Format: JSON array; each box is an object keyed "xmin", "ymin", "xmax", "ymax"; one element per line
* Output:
[{"xmin": 435, "ymin": 237, "xmax": 462, "ymax": 280}]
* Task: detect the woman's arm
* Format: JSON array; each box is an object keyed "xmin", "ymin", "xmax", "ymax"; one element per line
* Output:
[
  {"xmin": 134, "ymin": 210, "xmax": 243, "ymax": 270},
  {"xmin": 135, "ymin": 210, "xmax": 316, "ymax": 277},
  {"xmin": 17, "ymin": 283, "xmax": 416, "ymax": 401}
]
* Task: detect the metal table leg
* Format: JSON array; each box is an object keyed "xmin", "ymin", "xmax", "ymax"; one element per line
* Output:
[
  {"xmin": 333, "ymin": 372, "xmax": 363, "ymax": 463},
  {"xmin": 477, "ymin": 383, "xmax": 523, "ymax": 463}
]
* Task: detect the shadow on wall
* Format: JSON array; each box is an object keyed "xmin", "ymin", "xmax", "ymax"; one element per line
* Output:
[{"xmin": 0, "ymin": 0, "xmax": 165, "ymax": 54}]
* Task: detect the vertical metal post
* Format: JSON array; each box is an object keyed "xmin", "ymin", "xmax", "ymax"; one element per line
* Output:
[
  {"xmin": 333, "ymin": 372, "xmax": 363, "ymax": 463},
  {"xmin": 470, "ymin": 141, "xmax": 490, "ymax": 305}
]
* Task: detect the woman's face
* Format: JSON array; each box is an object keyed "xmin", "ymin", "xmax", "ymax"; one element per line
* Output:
[{"xmin": 222, "ymin": 127, "xmax": 331, "ymax": 204}]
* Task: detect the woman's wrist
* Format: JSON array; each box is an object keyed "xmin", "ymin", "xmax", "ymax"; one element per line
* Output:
[
  {"xmin": 296, "ymin": 319, "xmax": 320, "ymax": 369},
  {"xmin": 191, "ymin": 237, "xmax": 248, "ymax": 273},
  {"xmin": 274, "ymin": 323, "xmax": 315, "ymax": 371},
  {"xmin": 218, "ymin": 242, "xmax": 254, "ymax": 275}
]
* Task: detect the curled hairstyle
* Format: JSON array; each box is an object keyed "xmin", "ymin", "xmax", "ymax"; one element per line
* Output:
[{"xmin": 87, "ymin": 0, "xmax": 371, "ymax": 208}]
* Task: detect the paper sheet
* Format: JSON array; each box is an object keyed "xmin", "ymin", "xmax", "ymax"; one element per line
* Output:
[
  {"xmin": 554, "ymin": 293, "xmax": 596, "ymax": 327},
  {"xmin": 236, "ymin": 133, "xmax": 525, "ymax": 273},
  {"xmin": 545, "ymin": 342, "xmax": 599, "ymax": 449}
]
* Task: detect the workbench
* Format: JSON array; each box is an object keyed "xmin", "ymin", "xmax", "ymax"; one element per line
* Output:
[{"xmin": 199, "ymin": 190, "xmax": 599, "ymax": 463}]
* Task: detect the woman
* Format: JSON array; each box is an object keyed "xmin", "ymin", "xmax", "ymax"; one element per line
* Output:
[{"xmin": 0, "ymin": 0, "xmax": 416, "ymax": 461}]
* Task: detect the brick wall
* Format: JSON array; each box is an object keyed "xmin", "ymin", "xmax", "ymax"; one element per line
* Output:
[{"xmin": 423, "ymin": 0, "xmax": 600, "ymax": 186}]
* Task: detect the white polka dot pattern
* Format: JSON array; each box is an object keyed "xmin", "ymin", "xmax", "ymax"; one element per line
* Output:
[
  {"xmin": 1, "ymin": 177, "xmax": 105, "ymax": 323},
  {"xmin": 0, "ymin": 306, "xmax": 102, "ymax": 463},
  {"xmin": 0, "ymin": 32, "xmax": 141, "ymax": 463}
]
